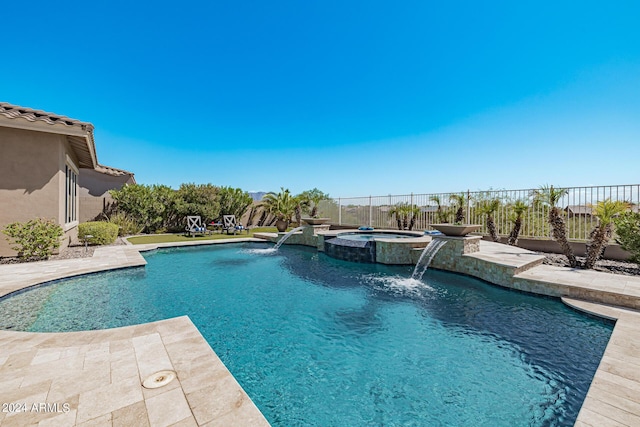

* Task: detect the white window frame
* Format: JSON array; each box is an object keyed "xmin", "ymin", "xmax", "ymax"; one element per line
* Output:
[{"xmin": 65, "ymin": 159, "xmax": 79, "ymax": 225}]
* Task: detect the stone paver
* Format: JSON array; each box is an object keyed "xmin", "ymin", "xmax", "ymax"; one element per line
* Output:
[
  {"xmin": 1, "ymin": 236, "xmax": 640, "ymax": 426},
  {"xmin": 564, "ymin": 299, "xmax": 640, "ymax": 427},
  {"xmin": 0, "ymin": 239, "xmax": 269, "ymax": 427}
]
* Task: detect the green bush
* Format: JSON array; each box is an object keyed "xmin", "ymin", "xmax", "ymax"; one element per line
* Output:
[
  {"xmin": 2, "ymin": 218, "xmax": 63, "ymax": 260},
  {"xmin": 78, "ymin": 221, "xmax": 119, "ymax": 245},
  {"xmin": 614, "ymin": 211, "xmax": 640, "ymax": 264},
  {"xmin": 107, "ymin": 212, "xmax": 143, "ymax": 236}
]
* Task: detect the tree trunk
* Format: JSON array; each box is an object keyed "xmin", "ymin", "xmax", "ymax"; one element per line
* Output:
[
  {"xmin": 585, "ymin": 224, "xmax": 611, "ymax": 269},
  {"xmin": 455, "ymin": 208, "xmax": 464, "ymax": 223},
  {"xmin": 507, "ymin": 217, "xmax": 522, "ymax": 246},
  {"xmin": 487, "ymin": 215, "xmax": 500, "ymax": 242},
  {"xmin": 396, "ymin": 217, "xmax": 402, "ymax": 230},
  {"xmin": 408, "ymin": 215, "xmax": 416, "ymax": 230},
  {"xmin": 257, "ymin": 210, "xmax": 267, "ymax": 226},
  {"xmin": 295, "ymin": 205, "xmax": 302, "ymax": 226},
  {"xmin": 311, "ymin": 206, "xmax": 318, "ymax": 217},
  {"xmin": 549, "ymin": 208, "xmax": 578, "ymax": 268}
]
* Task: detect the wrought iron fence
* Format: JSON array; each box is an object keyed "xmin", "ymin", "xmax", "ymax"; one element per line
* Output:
[{"xmin": 316, "ymin": 184, "xmax": 640, "ymax": 241}]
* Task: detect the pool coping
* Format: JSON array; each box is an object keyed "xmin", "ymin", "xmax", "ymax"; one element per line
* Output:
[{"xmin": 1, "ymin": 237, "xmax": 639, "ymax": 426}]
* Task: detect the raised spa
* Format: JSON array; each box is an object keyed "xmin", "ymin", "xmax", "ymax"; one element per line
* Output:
[{"xmin": 324, "ymin": 231, "xmax": 424, "ymax": 263}]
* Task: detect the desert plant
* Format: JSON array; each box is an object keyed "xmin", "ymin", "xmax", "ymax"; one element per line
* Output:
[
  {"xmin": 449, "ymin": 193, "xmax": 466, "ymax": 224},
  {"xmin": 78, "ymin": 221, "xmax": 119, "ymax": 245},
  {"xmin": 2, "ymin": 218, "xmax": 63, "ymax": 260},
  {"xmin": 261, "ymin": 188, "xmax": 297, "ymax": 222},
  {"xmin": 614, "ymin": 211, "xmax": 640, "ymax": 264},
  {"xmin": 478, "ymin": 198, "xmax": 501, "ymax": 242},
  {"xmin": 507, "ymin": 200, "xmax": 528, "ymax": 246},
  {"xmin": 218, "ymin": 186, "xmax": 252, "ymax": 219},
  {"xmin": 429, "ymin": 195, "xmax": 449, "ymax": 223},
  {"xmin": 584, "ymin": 200, "xmax": 630, "ymax": 269},
  {"xmin": 533, "ymin": 185, "xmax": 578, "ymax": 267},
  {"xmin": 388, "ymin": 203, "xmax": 420, "ymax": 230},
  {"xmin": 299, "ymin": 188, "xmax": 330, "ymax": 217},
  {"xmin": 107, "ymin": 212, "xmax": 143, "ymax": 236}
]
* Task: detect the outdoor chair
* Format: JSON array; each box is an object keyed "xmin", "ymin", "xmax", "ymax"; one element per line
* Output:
[
  {"xmin": 185, "ymin": 216, "xmax": 209, "ymax": 237},
  {"xmin": 223, "ymin": 215, "xmax": 248, "ymax": 235}
]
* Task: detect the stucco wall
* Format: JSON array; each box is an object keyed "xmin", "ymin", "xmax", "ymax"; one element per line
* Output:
[
  {"xmin": 0, "ymin": 127, "xmax": 77, "ymax": 257},
  {"xmin": 78, "ymin": 169, "xmax": 132, "ymax": 222}
]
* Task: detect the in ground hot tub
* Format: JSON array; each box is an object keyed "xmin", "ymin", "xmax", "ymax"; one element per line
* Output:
[{"xmin": 324, "ymin": 231, "xmax": 425, "ymax": 263}]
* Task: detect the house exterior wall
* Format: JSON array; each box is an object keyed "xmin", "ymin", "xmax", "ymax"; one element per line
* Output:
[
  {"xmin": 0, "ymin": 127, "xmax": 78, "ymax": 257},
  {"xmin": 78, "ymin": 169, "xmax": 133, "ymax": 222}
]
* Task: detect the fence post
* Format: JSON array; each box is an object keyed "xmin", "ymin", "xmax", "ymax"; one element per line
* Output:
[
  {"xmin": 369, "ymin": 196, "xmax": 372, "ymax": 227},
  {"xmin": 338, "ymin": 198, "xmax": 342, "ymax": 225}
]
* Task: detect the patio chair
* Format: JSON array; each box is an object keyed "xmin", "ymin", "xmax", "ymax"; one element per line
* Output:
[
  {"xmin": 185, "ymin": 216, "xmax": 209, "ymax": 237},
  {"xmin": 223, "ymin": 215, "xmax": 248, "ymax": 235}
]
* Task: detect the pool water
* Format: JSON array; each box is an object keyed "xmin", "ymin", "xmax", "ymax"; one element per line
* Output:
[{"xmin": 0, "ymin": 243, "xmax": 612, "ymax": 426}]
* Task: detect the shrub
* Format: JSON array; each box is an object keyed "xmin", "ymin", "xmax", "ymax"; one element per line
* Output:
[
  {"xmin": 110, "ymin": 184, "xmax": 177, "ymax": 233},
  {"xmin": 2, "ymin": 218, "xmax": 63, "ymax": 260},
  {"xmin": 107, "ymin": 212, "xmax": 143, "ymax": 236},
  {"xmin": 176, "ymin": 183, "xmax": 221, "ymax": 224},
  {"xmin": 614, "ymin": 211, "xmax": 640, "ymax": 264},
  {"xmin": 78, "ymin": 221, "xmax": 119, "ymax": 245}
]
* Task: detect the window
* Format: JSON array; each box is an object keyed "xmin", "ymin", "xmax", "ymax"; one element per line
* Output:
[{"xmin": 65, "ymin": 164, "xmax": 77, "ymax": 223}]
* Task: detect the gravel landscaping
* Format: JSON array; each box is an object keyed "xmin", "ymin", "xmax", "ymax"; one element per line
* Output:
[{"xmin": 540, "ymin": 253, "xmax": 640, "ymax": 277}]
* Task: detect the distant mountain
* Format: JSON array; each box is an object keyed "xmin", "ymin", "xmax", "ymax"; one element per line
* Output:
[{"xmin": 248, "ymin": 191, "xmax": 268, "ymax": 201}]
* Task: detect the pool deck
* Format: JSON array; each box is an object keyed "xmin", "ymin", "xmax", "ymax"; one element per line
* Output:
[{"xmin": 0, "ymin": 237, "xmax": 639, "ymax": 426}]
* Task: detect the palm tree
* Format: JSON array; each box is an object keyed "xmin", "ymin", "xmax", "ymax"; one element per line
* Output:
[
  {"xmin": 584, "ymin": 199, "xmax": 629, "ymax": 269},
  {"xmin": 293, "ymin": 193, "xmax": 311, "ymax": 226},
  {"xmin": 261, "ymin": 188, "xmax": 297, "ymax": 231},
  {"xmin": 299, "ymin": 188, "xmax": 330, "ymax": 217},
  {"xmin": 449, "ymin": 193, "xmax": 466, "ymax": 224},
  {"xmin": 533, "ymin": 185, "xmax": 577, "ymax": 267},
  {"xmin": 478, "ymin": 198, "xmax": 501, "ymax": 242},
  {"xmin": 388, "ymin": 203, "xmax": 420, "ymax": 230},
  {"xmin": 406, "ymin": 204, "xmax": 421, "ymax": 230},
  {"xmin": 429, "ymin": 195, "xmax": 449, "ymax": 223},
  {"xmin": 507, "ymin": 200, "xmax": 528, "ymax": 246}
]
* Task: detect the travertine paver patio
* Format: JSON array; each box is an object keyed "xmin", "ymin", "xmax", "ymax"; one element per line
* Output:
[
  {"xmin": 0, "ymin": 238, "xmax": 268, "ymax": 427},
  {"xmin": 1, "ymin": 237, "xmax": 639, "ymax": 426}
]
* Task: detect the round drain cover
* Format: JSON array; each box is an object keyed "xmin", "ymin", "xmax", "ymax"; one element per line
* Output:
[{"xmin": 142, "ymin": 370, "xmax": 177, "ymax": 389}]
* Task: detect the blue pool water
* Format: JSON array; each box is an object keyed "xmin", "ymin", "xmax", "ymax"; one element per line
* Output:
[{"xmin": 0, "ymin": 243, "xmax": 612, "ymax": 426}]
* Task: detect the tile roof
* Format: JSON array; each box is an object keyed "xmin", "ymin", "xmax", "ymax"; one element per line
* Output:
[
  {"xmin": 95, "ymin": 164, "xmax": 135, "ymax": 179},
  {"xmin": 0, "ymin": 102, "xmax": 94, "ymax": 131}
]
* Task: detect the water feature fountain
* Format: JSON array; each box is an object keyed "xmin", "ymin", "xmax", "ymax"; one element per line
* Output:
[
  {"xmin": 273, "ymin": 226, "xmax": 306, "ymax": 250},
  {"xmin": 411, "ymin": 239, "xmax": 447, "ymax": 280}
]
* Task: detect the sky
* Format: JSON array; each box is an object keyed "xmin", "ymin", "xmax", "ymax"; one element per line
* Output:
[{"xmin": 3, "ymin": 1, "xmax": 639, "ymax": 198}]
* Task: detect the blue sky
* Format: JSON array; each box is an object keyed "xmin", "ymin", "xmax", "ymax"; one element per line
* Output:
[{"xmin": 3, "ymin": 1, "xmax": 639, "ymax": 197}]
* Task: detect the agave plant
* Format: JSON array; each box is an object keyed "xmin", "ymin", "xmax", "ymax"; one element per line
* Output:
[
  {"xmin": 584, "ymin": 199, "xmax": 630, "ymax": 269},
  {"xmin": 533, "ymin": 185, "xmax": 577, "ymax": 267},
  {"xmin": 507, "ymin": 200, "xmax": 528, "ymax": 246},
  {"xmin": 449, "ymin": 193, "xmax": 466, "ymax": 224},
  {"xmin": 478, "ymin": 198, "xmax": 501, "ymax": 242}
]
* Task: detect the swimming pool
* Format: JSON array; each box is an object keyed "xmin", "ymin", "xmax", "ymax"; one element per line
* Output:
[{"xmin": 0, "ymin": 242, "xmax": 612, "ymax": 426}]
